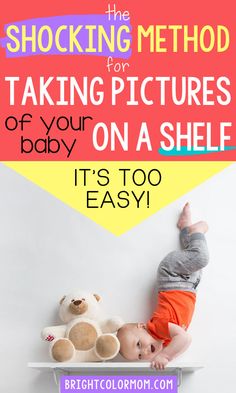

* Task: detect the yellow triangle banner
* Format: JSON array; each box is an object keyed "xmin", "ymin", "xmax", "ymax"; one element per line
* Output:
[{"xmin": 3, "ymin": 161, "xmax": 231, "ymax": 235}]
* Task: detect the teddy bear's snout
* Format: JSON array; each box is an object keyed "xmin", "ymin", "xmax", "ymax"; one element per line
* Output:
[
  {"xmin": 69, "ymin": 299, "xmax": 88, "ymax": 315},
  {"xmin": 74, "ymin": 300, "xmax": 82, "ymax": 306}
]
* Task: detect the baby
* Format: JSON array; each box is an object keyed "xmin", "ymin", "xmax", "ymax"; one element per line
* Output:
[{"xmin": 117, "ymin": 203, "xmax": 209, "ymax": 369}]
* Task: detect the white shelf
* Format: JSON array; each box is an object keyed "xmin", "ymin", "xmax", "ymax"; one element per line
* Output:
[
  {"xmin": 29, "ymin": 361, "xmax": 204, "ymax": 388},
  {"xmin": 28, "ymin": 361, "xmax": 204, "ymax": 373}
]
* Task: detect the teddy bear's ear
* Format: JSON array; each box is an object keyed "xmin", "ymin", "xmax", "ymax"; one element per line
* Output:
[
  {"xmin": 59, "ymin": 295, "xmax": 66, "ymax": 305},
  {"xmin": 93, "ymin": 294, "xmax": 101, "ymax": 302}
]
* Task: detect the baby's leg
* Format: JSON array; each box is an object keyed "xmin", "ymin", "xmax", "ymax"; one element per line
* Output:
[
  {"xmin": 159, "ymin": 230, "xmax": 209, "ymax": 276},
  {"xmin": 178, "ymin": 203, "xmax": 208, "ymax": 273},
  {"xmin": 157, "ymin": 203, "xmax": 209, "ymax": 292}
]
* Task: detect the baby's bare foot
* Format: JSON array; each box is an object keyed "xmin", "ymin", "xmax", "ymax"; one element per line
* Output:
[
  {"xmin": 177, "ymin": 203, "xmax": 192, "ymax": 230},
  {"xmin": 189, "ymin": 221, "xmax": 208, "ymax": 234}
]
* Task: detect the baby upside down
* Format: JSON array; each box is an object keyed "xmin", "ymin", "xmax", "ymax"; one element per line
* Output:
[{"xmin": 117, "ymin": 203, "xmax": 209, "ymax": 369}]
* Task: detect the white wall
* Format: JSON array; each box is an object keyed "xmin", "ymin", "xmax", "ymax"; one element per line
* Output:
[{"xmin": 0, "ymin": 163, "xmax": 236, "ymax": 393}]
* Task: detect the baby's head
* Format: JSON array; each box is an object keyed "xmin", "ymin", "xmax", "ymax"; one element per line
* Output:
[{"xmin": 117, "ymin": 323, "xmax": 162, "ymax": 361}]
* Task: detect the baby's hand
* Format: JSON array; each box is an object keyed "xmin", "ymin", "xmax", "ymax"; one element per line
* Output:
[{"xmin": 151, "ymin": 354, "xmax": 169, "ymax": 370}]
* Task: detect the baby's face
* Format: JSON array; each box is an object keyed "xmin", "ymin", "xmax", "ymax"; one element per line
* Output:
[{"xmin": 118, "ymin": 324, "xmax": 163, "ymax": 361}]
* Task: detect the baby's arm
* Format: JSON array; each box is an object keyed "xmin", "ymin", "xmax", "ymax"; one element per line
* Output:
[{"xmin": 151, "ymin": 323, "xmax": 192, "ymax": 370}]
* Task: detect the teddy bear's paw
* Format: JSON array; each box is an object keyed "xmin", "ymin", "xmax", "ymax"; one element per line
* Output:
[
  {"xmin": 95, "ymin": 334, "xmax": 120, "ymax": 360},
  {"xmin": 51, "ymin": 338, "xmax": 75, "ymax": 362},
  {"xmin": 106, "ymin": 317, "xmax": 125, "ymax": 332}
]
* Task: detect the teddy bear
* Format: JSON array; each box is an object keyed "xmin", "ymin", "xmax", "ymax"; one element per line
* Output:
[{"xmin": 41, "ymin": 290, "xmax": 123, "ymax": 362}]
